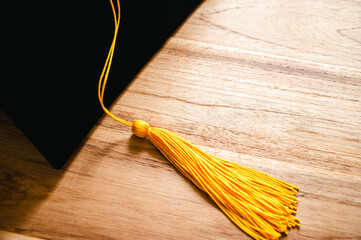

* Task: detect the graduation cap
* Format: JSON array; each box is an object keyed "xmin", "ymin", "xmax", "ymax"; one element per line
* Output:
[{"xmin": 1, "ymin": 0, "xmax": 202, "ymax": 169}]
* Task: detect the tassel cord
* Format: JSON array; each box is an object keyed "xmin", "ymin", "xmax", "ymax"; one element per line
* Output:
[{"xmin": 98, "ymin": 0, "xmax": 132, "ymax": 127}]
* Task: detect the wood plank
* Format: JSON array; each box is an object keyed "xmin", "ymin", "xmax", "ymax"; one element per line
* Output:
[
  {"xmin": 0, "ymin": 0, "xmax": 360, "ymax": 239},
  {"xmin": 177, "ymin": 0, "xmax": 361, "ymax": 69}
]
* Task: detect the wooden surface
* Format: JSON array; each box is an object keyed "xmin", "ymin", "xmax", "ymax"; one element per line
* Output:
[{"xmin": 1, "ymin": 0, "xmax": 361, "ymax": 239}]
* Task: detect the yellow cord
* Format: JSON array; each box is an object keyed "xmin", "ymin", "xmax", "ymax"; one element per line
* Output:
[
  {"xmin": 98, "ymin": 1, "xmax": 300, "ymax": 239},
  {"xmin": 98, "ymin": 0, "xmax": 132, "ymax": 127}
]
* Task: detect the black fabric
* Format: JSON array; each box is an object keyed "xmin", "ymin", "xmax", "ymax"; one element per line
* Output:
[{"xmin": 1, "ymin": 0, "xmax": 202, "ymax": 169}]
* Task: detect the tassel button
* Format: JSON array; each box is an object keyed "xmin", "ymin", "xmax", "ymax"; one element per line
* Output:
[{"xmin": 131, "ymin": 120, "xmax": 150, "ymax": 138}]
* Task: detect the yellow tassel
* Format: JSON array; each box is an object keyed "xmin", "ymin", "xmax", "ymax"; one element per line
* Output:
[
  {"xmin": 99, "ymin": 1, "xmax": 300, "ymax": 239},
  {"xmin": 131, "ymin": 120, "xmax": 300, "ymax": 240}
]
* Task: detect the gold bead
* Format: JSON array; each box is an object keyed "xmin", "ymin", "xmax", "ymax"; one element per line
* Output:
[{"xmin": 131, "ymin": 120, "xmax": 150, "ymax": 138}]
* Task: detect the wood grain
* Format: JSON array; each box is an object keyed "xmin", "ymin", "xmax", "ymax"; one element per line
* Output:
[
  {"xmin": 0, "ymin": 230, "xmax": 43, "ymax": 240},
  {"xmin": 1, "ymin": 0, "xmax": 360, "ymax": 239}
]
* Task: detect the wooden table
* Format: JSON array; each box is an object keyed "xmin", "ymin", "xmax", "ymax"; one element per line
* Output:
[{"xmin": 1, "ymin": 1, "xmax": 360, "ymax": 239}]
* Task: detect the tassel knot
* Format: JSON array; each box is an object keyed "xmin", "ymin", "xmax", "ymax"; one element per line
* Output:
[{"xmin": 131, "ymin": 120, "xmax": 150, "ymax": 138}]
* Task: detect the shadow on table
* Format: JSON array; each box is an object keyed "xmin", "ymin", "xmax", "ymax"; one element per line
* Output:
[{"xmin": 0, "ymin": 110, "xmax": 67, "ymax": 234}]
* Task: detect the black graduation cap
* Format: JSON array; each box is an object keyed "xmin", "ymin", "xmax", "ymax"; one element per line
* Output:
[{"xmin": 2, "ymin": 0, "xmax": 202, "ymax": 169}]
